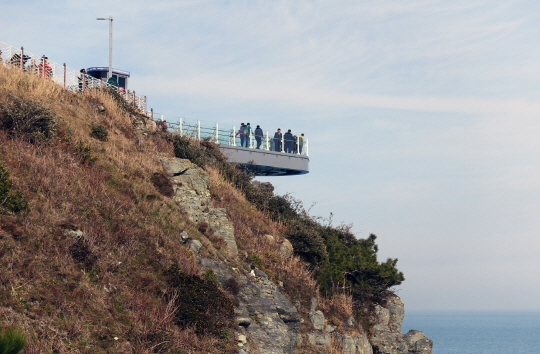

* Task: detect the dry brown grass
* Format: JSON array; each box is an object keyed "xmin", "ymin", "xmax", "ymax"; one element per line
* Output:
[
  {"xmin": 0, "ymin": 63, "xmax": 359, "ymax": 353},
  {"xmin": 0, "ymin": 65, "xmax": 236, "ymax": 353}
]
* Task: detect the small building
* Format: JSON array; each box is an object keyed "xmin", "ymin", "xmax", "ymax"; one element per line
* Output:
[{"xmin": 86, "ymin": 67, "xmax": 130, "ymax": 91}]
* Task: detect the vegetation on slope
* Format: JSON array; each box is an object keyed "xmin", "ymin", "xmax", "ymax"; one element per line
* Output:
[{"xmin": 0, "ymin": 63, "xmax": 404, "ymax": 353}]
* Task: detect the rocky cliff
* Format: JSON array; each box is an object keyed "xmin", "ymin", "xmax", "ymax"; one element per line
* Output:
[{"xmin": 161, "ymin": 156, "xmax": 433, "ymax": 354}]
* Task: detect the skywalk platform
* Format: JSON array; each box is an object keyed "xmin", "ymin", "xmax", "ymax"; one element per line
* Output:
[{"xmin": 219, "ymin": 145, "xmax": 309, "ymax": 176}]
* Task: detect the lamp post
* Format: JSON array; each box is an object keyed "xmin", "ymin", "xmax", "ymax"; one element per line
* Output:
[{"xmin": 96, "ymin": 16, "xmax": 113, "ymax": 79}]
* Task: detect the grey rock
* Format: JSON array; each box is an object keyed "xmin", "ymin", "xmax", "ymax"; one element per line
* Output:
[
  {"xmin": 326, "ymin": 324, "xmax": 336, "ymax": 333},
  {"xmin": 237, "ymin": 317, "xmax": 252, "ymax": 328},
  {"xmin": 403, "ymin": 330, "xmax": 433, "ymax": 354},
  {"xmin": 253, "ymin": 269, "xmax": 268, "ymax": 279},
  {"xmin": 307, "ymin": 333, "xmax": 331, "ymax": 348},
  {"xmin": 160, "ymin": 157, "xmax": 238, "ymax": 255},
  {"xmin": 310, "ymin": 310, "xmax": 325, "ymax": 331},
  {"xmin": 199, "ymin": 257, "xmax": 301, "ymax": 354},
  {"xmin": 333, "ymin": 333, "xmax": 373, "ymax": 354},
  {"xmin": 369, "ymin": 294, "xmax": 432, "ymax": 354},
  {"xmin": 347, "ymin": 316, "xmax": 355, "ymax": 327},
  {"xmin": 264, "ymin": 234, "xmax": 275, "ymax": 243},
  {"xmin": 279, "ymin": 239, "xmax": 294, "ymax": 259},
  {"xmin": 310, "ymin": 297, "xmax": 318, "ymax": 312},
  {"xmin": 188, "ymin": 239, "xmax": 202, "ymax": 254},
  {"xmin": 64, "ymin": 229, "xmax": 83, "ymax": 241},
  {"xmin": 179, "ymin": 230, "xmax": 189, "ymax": 243}
]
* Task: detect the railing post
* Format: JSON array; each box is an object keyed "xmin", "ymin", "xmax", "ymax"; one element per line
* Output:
[
  {"xmin": 144, "ymin": 96, "xmax": 147, "ymax": 113},
  {"xmin": 63, "ymin": 63, "xmax": 66, "ymax": 89},
  {"xmin": 306, "ymin": 138, "xmax": 309, "ymax": 156},
  {"xmin": 265, "ymin": 131, "xmax": 269, "ymax": 151},
  {"xmin": 232, "ymin": 126, "xmax": 235, "ymax": 146},
  {"xmin": 160, "ymin": 114, "xmax": 164, "ymax": 122},
  {"xmin": 281, "ymin": 135, "xmax": 284, "ymax": 153},
  {"xmin": 215, "ymin": 123, "xmax": 219, "ymax": 144},
  {"xmin": 151, "ymin": 108, "xmax": 153, "ymax": 119},
  {"xmin": 179, "ymin": 118, "xmax": 183, "ymax": 136},
  {"xmin": 20, "ymin": 47, "xmax": 24, "ymax": 71},
  {"xmin": 197, "ymin": 121, "xmax": 201, "ymax": 141}
]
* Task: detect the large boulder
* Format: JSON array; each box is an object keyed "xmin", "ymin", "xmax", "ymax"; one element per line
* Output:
[
  {"xmin": 279, "ymin": 239, "xmax": 294, "ymax": 259},
  {"xmin": 369, "ymin": 295, "xmax": 432, "ymax": 354}
]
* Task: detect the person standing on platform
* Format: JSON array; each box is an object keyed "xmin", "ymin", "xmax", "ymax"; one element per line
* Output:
[
  {"xmin": 299, "ymin": 133, "xmax": 305, "ymax": 154},
  {"xmin": 255, "ymin": 125, "xmax": 263, "ymax": 149},
  {"xmin": 273, "ymin": 128, "xmax": 282, "ymax": 152},
  {"xmin": 27, "ymin": 59, "xmax": 38, "ymax": 75},
  {"xmin": 245, "ymin": 123, "xmax": 252, "ymax": 147},
  {"xmin": 38, "ymin": 56, "xmax": 52, "ymax": 78},
  {"xmin": 284, "ymin": 129, "xmax": 293, "ymax": 153},
  {"xmin": 236, "ymin": 123, "xmax": 245, "ymax": 147}
]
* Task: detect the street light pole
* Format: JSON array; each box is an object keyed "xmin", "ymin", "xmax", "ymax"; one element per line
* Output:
[{"xmin": 97, "ymin": 16, "xmax": 113, "ymax": 79}]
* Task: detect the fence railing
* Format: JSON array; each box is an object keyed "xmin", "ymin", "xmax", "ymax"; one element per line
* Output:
[
  {"xmin": 0, "ymin": 41, "xmax": 147, "ymax": 112},
  {"xmin": 0, "ymin": 41, "xmax": 309, "ymax": 156},
  {"xmin": 151, "ymin": 113, "xmax": 309, "ymax": 156}
]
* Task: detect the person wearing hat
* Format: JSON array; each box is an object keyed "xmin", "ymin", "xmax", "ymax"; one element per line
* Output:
[
  {"xmin": 273, "ymin": 128, "xmax": 282, "ymax": 152},
  {"xmin": 38, "ymin": 56, "xmax": 52, "ymax": 78},
  {"xmin": 254, "ymin": 125, "xmax": 263, "ymax": 149},
  {"xmin": 299, "ymin": 133, "xmax": 305, "ymax": 154},
  {"xmin": 284, "ymin": 129, "xmax": 294, "ymax": 153}
]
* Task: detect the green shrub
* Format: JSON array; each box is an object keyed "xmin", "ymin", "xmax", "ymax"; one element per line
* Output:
[
  {"xmin": 165, "ymin": 266, "xmax": 235, "ymax": 335},
  {"xmin": 90, "ymin": 124, "xmax": 108, "ymax": 141},
  {"xmin": 0, "ymin": 165, "xmax": 29, "ymax": 214},
  {"xmin": 74, "ymin": 141, "xmax": 98, "ymax": 165},
  {"xmin": 168, "ymin": 135, "xmax": 405, "ymax": 306},
  {"xmin": 0, "ymin": 326, "xmax": 27, "ymax": 354},
  {"xmin": 0, "ymin": 94, "xmax": 56, "ymax": 143}
]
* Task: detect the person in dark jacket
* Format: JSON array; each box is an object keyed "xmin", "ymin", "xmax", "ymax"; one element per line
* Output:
[
  {"xmin": 273, "ymin": 128, "xmax": 282, "ymax": 152},
  {"xmin": 284, "ymin": 129, "xmax": 294, "ymax": 153},
  {"xmin": 255, "ymin": 125, "xmax": 263, "ymax": 149}
]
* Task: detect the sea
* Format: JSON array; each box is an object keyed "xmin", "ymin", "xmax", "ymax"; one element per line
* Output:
[{"xmin": 401, "ymin": 310, "xmax": 540, "ymax": 354}]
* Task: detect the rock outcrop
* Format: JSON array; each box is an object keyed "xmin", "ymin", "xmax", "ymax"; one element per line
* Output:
[
  {"xmin": 161, "ymin": 157, "xmax": 238, "ymax": 255},
  {"xmin": 369, "ymin": 295, "xmax": 433, "ymax": 354},
  {"xmin": 160, "ymin": 157, "xmax": 432, "ymax": 354},
  {"xmin": 198, "ymin": 257, "xmax": 301, "ymax": 354}
]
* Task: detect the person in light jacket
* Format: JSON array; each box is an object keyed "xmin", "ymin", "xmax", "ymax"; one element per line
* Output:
[{"xmin": 255, "ymin": 125, "xmax": 263, "ymax": 149}]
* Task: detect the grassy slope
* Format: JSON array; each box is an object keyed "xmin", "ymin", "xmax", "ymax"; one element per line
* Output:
[{"xmin": 0, "ymin": 65, "xmax": 356, "ymax": 354}]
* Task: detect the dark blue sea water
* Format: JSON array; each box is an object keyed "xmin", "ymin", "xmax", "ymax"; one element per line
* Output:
[{"xmin": 401, "ymin": 310, "xmax": 540, "ymax": 354}]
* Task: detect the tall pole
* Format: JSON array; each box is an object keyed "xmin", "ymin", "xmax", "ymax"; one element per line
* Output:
[
  {"xmin": 97, "ymin": 16, "xmax": 113, "ymax": 79},
  {"xmin": 108, "ymin": 15, "xmax": 113, "ymax": 79}
]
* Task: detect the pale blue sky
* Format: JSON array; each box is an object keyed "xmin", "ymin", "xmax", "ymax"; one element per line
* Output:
[{"xmin": 3, "ymin": 0, "xmax": 540, "ymax": 310}]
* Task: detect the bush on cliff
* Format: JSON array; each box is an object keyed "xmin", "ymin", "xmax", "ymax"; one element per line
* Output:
[
  {"xmin": 0, "ymin": 165, "xmax": 29, "ymax": 214},
  {"xmin": 0, "ymin": 94, "xmax": 56, "ymax": 143},
  {"xmin": 171, "ymin": 135, "xmax": 404, "ymax": 306},
  {"xmin": 0, "ymin": 326, "xmax": 27, "ymax": 354},
  {"xmin": 165, "ymin": 265, "xmax": 236, "ymax": 336}
]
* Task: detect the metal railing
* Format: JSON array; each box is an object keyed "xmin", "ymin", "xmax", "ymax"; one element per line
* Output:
[
  {"xmin": 0, "ymin": 41, "xmax": 147, "ymax": 112},
  {"xmin": 151, "ymin": 113, "xmax": 309, "ymax": 157}
]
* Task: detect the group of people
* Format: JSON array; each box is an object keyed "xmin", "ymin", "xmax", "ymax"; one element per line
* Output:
[
  {"xmin": 0, "ymin": 50, "xmax": 53, "ymax": 79},
  {"xmin": 235, "ymin": 123, "xmax": 305, "ymax": 154}
]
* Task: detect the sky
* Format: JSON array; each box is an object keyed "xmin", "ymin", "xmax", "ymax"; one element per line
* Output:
[{"xmin": 3, "ymin": 0, "xmax": 540, "ymax": 311}]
